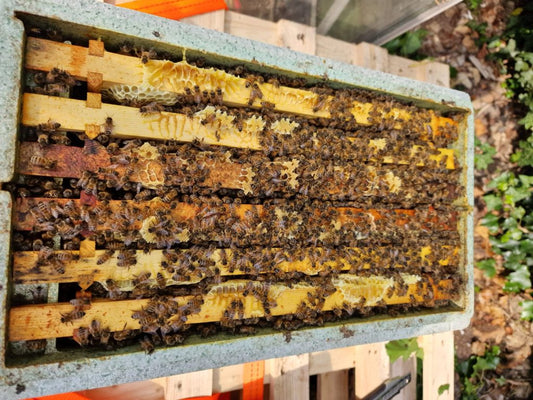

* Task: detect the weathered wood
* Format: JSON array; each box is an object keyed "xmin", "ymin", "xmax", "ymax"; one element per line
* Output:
[
  {"xmin": 25, "ymin": 37, "xmax": 459, "ymax": 139},
  {"xmin": 309, "ymin": 347, "xmax": 356, "ymax": 375},
  {"xmin": 79, "ymin": 379, "xmax": 165, "ymax": 400},
  {"xmin": 420, "ymin": 331, "xmax": 454, "ymax": 399},
  {"xmin": 224, "ymin": 12, "xmax": 278, "ymax": 46},
  {"xmin": 8, "ymin": 277, "xmax": 453, "ymax": 341},
  {"xmin": 12, "ymin": 244, "xmax": 459, "ymax": 285},
  {"xmin": 317, "ymin": 370, "xmax": 349, "ymax": 400},
  {"xmin": 180, "ymin": 9, "xmax": 226, "ymax": 32},
  {"xmin": 164, "ymin": 370, "xmax": 213, "ymax": 400},
  {"xmin": 269, "ymin": 354, "xmax": 310, "ymax": 400},
  {"xmin": 390, "ymin": 355, "xmax": 417, "ymax": 400},
  {"xmin": 354, "ymin": 342, "xmax": 390, "ymax": 398},
  {"xmin": 276, "ymin": 19, "xmax": 316, "ymax": 55}
]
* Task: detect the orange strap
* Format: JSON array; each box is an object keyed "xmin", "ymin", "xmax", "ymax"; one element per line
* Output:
[
  {"xmin": 242, "ymin": 360, "xmax": 265, "ymax": 400},
  {"xmin": 118, "ymin": 0, "xmax": 228, "ymax": 20}
]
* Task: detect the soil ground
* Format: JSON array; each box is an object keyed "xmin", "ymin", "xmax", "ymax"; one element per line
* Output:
[{"xmin": 420, "ymin": 1, "xmax": 532, "ymax": 398}]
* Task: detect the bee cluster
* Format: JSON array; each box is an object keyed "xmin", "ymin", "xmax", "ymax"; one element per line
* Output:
[{"xmin": 8, "ymin": 28, "xmax": 466, "ymax": 355}]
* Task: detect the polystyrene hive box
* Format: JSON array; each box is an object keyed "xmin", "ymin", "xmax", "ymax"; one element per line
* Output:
[{"xmin": 0, "ymin": 0, "xmax": 473, "ymax": 398}]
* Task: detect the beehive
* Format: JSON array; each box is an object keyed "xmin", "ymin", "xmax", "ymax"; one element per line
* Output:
[{"xmin": 0, "ymin": 0, "xmax": 473, "ymax": 398}]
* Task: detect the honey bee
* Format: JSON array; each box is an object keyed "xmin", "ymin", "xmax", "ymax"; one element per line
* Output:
[
  {"xmin": 72, "ymin": 327, "xmax": 90, "ymax": 346},
  {"xmin": 248, "ymin": 83, "xmax": 263, "ymax": 106},
  {"xmin": 37, "ymin": 133, "xmax": 49, "ymax": 147},
  {"xmin": 30, "ymin": 155, "xmax": 57, "ymax": 169},
  {"xmin": 339, "ymin": 326, "xmax": 354, "ymax": 338},
  {"xmin": 140, "ymin": 102, "xmax": 165, "ymax": 115},
  {"xmin": 88, "ymin": 319, "xmax": 102, "ymax": 338},
  {"xmin": 156, "ymin": 272, "xmax": 166, "ymax": 289},
  {"xmin": 163, "ymin": 333, "xmax": 184, "ymax": 346},
  {"xmin": 105, "ymin": 279, "xmax": 124, "ymax": 299},
  {"xmin": 137, "ymin": 47, "xmax": 157, "ymax": 64},
  {"xmin": 69, "ymin": 297, "xmax": 91, "ymax": 309},
  {"xmin": 161, "ymin": 189, "xmax": 178, "ymax": 203},
  {"xmin": 49, "ymin": 132, "xmax": 71, "ymax": 145},
  {"xmin": 215, "ymin": 87, "xmax": 223, "ymax": 105},
  {"xmin": 133, "ymin": 271, "xmax": 151, "ymax": 286},
  {"xmin": 313, "ymin": 95, "xmax": 328, "ymax": 113},
  {"xmin": 139, "ymin": 335, "xmax": 155, "ymax": 354},
  {"xmin": 38, "ymin": 119, "xmax": 61, "ymax": 132},
  {"xmin": 97, "ymin": 249, "xmax": 115, "ymax": 265},
  {"xmin": 60, "ymin": 309, "xmax": 86, "ymax": 324}
]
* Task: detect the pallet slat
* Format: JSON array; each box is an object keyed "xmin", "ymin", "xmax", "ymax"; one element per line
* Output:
[{"xmin": 9, "ymin": 277, "xmax": 453, "ymax": 341}]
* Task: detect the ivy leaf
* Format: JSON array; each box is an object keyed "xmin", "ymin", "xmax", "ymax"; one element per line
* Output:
[
  {"xmin": 504, "ymin": 185, "xmax": 530, "ymax": 205},
  {"xmin": 501, "ymin": 227, "xmax": 523, "ymax": 243},
  {"xmin": 511, "ymin": 206, "xmax": 526, "ymax": 220},
  {"xmin": 477, "ymin": 259, "xmax": 496, "ymax": 277},
  {"xmin": 438, "ymin": 383, "xmax": 450, "ymax": 395},
  {"xmin": 474, "ymin": 138, "xmax": 496, "ymax": 170},
  {"xmin": 504, "ymin": 265, "xmax": 531, "ymax": 292},
  {"xmin": 386, "ymin": 338, "xmax": 423, "ymax": 363},
  {"xmin": 520, "ymin": 238, "xmax": 533, "ymax": 254},
  {"xmin": 520, "ymin": 300, "xmax": 533, "ymax": 320},
  {"xmin": 495, "ymin": 376, "xmax": 507, "ymax": 386},
  {"xmin": 483, "ymin": 194, "xmax": 503, "ymax": 211},
  {"xmin": 481, "ymin": 213, "xmax": 501, "ymax": 234},
  {"xmin": 488, "ymin": 171, "xmax": 513, "ymax": 191},
  {"xmin": 519, "ymin": 111, "xmax": 533, "ymax": 130},
  {"xmin": 473, "ymin": 346, "xmax": 500, "ymax": 373}
]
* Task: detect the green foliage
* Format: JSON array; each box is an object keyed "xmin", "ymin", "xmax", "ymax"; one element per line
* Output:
[
  {"xmin": 481, "ymin": 166, "xmax": 532, "ymax": 299},
  {"xmin": 465, "ymin": 0, "xmax": 483, "ymax": 11},
  {"xmin": 519, "ymin": 300, "xmax": 533, "ymax": 320},
  {"xmin": 383, "ymin": 29, "xmax": 428, "ymax": 60},
  {"xmin": 438, "ymin": 383, "xmax": 450, "ymax": 395},
  {"xmin": 475, "ymin": 137, "xmax": 496, "ymax": 170},
  {"xmin": 385, "ymin": 337, "xmax": 423, "ymax": 363},
  {"xmin": 477, "ymin": 259, "xmax": 497, "ymax": 277},
  {"xmin": 457, "ymin": 346, "xmax": 501, "ymax": 399}
]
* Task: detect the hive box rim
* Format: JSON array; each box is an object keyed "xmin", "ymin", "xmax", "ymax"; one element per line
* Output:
[{"xmin": 0, "ymin": 1, "xmax": 474, "ymax": 398}]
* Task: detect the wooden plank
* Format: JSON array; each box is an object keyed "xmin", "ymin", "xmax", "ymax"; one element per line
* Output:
[
  {"xmin": 79, "ymin": 380, "xmax": 165, "ymax": 400},
  {"xmin": 213, "ymin": 364, "xmax": 248, "ymax": 393},
  {"xmin": 269, "ymin": 354, "xmax": 310, "ymax": 400},
  {"xmin": 276, "ymin": 19, "xmax": 316, "ymax": 55},
  {"xmin": 25, "ymin": 37, "xmax": 460, "ymax": 139},
  {"xmin": 352, "ymin": 43, "xmax": 389, "ymax": 72},
  {"xmin": 416, "ymin": 61, "xmax": 450, "ymax": 88},
  {"xmin": 317, "ymin": 370, "xmax": 349, "ymax": 400},
  {"xmin": 180, "ymin": 9, "xmax": 226, "ymax": 32},
  {"xmin": 8, "ymin": 277, "xmax": 454, "ymax": 341},
  {"xmin": 354, "ymin": 342, "xmax": 390, "ymax": 398},
  {"xmin": 309, "ymin": 347, "xmax": 356, "ymax": 375},
  {"xmin": 12, "ymin": 243, "xmax": 460, "ymax": 285},
  {"xmin": 22, "ymin": 93, "xmax": 262, "ymax": 150},
  {"xmin": 224, "ymin": 11, "xmax": 278, "ymax": 46},
  {"xmin": 420, "ymin": 331, "xmax": 454, "ymax": 400},
  {"xmin": 316, "ymin": 35, "xmax": 356, "ymax": 65},
  {"xmin": 164, "ymin": 369, "xmax": 213, "ymax": 400},
  {"xmin": 390, "ymin": 356, "xmax": 417, "ymax": 400}
]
